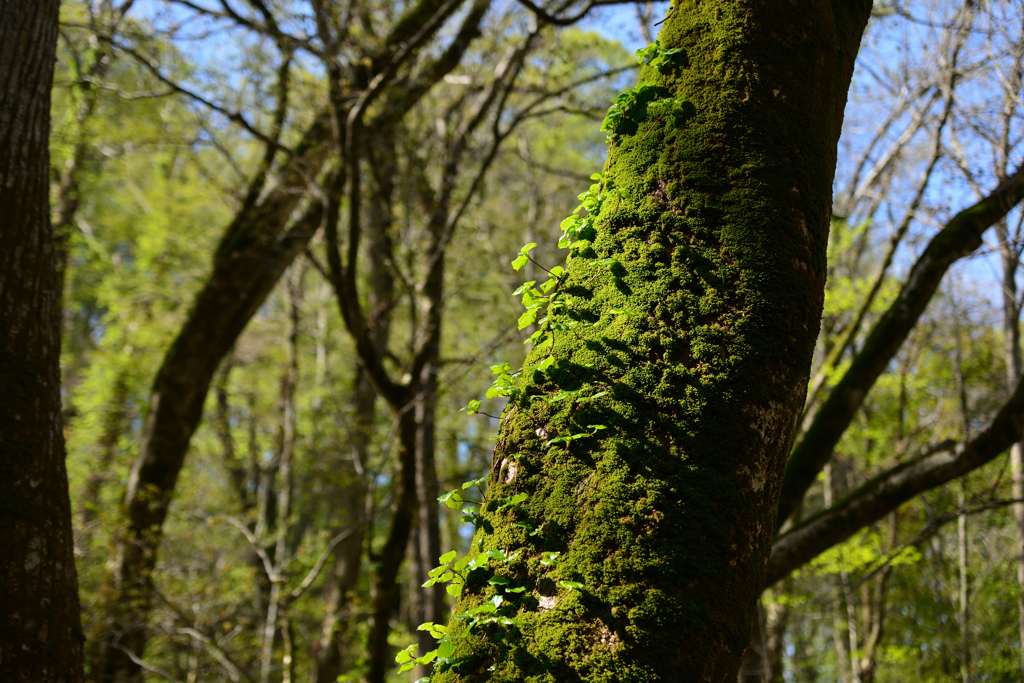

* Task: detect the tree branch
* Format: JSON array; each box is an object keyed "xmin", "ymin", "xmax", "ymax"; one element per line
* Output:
[
  {"xmin": 767, "ymin": 369, "xmax": 1024, "ymax": 586},
  {"xmin": 777, "ymin": 161, "xmax": 1024, "ymax": 528}
]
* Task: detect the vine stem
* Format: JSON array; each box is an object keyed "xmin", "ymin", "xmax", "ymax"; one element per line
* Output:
[{"xmin": 639, "ymin": 109, "xmax": 668, "ymax": 143}]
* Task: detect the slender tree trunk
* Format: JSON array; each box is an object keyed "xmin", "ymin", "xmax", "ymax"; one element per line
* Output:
[
  {"xmin": 366, "ymin": 409, "xmax": 420, "ymax": 683},
  {"xmin": 0, "ymin": 1, "xmax": 85, "ymax": 680},
  {"xmin": 791, "ymin": 618, "xmax": 820, "ymax": 683},
  {"xmin": 260, "ymin": 269, "xmax": 302, "ymax": 683},
  {"xmin": 438, "ymin": 2, "xmax": 872, "ymax": 679},
  {"xmin": 79, "ymin": 373, "xmax": 131, "ymax": 528},
  {"xmin": 951, "ymin": 294, "xmax": 971, "ymax": 683},
  {"xmin": 857, "ymin": 514, "xmax": 894, "ymax": 683},
  {"xmin": 825, "ymin": 464, "xmax": 853, "ymax": 683},
  {"xmin": 993, "ymin": 210, "xmax": 1024, "ymax": 678},
  {"xmin": 313, "ymin": 368, "xmax": 371, "ymax": 683},
  {"xmin": 958, "ymin": 480, "xmax": 970, "ymax": 683},
  {"xmin": 765, "ymin": 587, "xmax": 790, "ymax": 683},
  {"xmin": 414, "ymin": 363, "xmax": 446, "ymax": 680}
]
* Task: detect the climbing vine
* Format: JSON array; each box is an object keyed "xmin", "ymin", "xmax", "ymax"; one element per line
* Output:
[{"xmin": 395, "ymin": 38, "xmax": 689, "ymax": 681}]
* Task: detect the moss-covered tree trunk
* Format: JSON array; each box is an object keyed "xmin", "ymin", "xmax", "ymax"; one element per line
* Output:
[{"xmin": 436, "ymin": 2, "xmax": 872, "ymax": 680}]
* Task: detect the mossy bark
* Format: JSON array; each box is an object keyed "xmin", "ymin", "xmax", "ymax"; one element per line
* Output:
[{"xmin": 436, "ymin": 2, "xmax": 871, "ymax": 681}]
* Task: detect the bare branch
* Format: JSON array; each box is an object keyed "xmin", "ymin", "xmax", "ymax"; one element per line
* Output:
[{"xmin": 778, "ymin": 161, "xmax": 1024, "ymax": 528}]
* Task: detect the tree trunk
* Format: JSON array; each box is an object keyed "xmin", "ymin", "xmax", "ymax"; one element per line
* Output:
[
  {"xmin": 0, "ymin": 1, "xmax": 85, "ymax": 680},
  {"xmin": 366, "ymin": 409, "xmax": 419, "ymax": 683},
  {"xmin": 415, "ymin": 363, "xmax": 446, "ymax": 680},
  {"xmin": 996, "ymin": 209, "xmax": 1024, "ymax": 679},
  {"xmin": 95, "ymin": 130, "xmax": 329, "ymax": 681},
  {"xmin": 437, "ymin": 2, "xmax": 871, "ymax": 680}
]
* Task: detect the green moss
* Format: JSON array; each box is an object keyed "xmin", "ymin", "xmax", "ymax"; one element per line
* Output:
[{"xmin": 434, "ymin": 1, "xmax": 872, "ymax": 680}]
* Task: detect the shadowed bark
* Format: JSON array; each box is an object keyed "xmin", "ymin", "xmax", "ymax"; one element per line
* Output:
[{"xmin": 0, "ymin": 0, "xmax": 84, "ymax": 680}]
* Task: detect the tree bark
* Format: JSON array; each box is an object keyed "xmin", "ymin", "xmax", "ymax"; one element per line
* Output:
[
  {"xmin": 366, "ymin": 410, "xmax": 420, "ymax": 683},
  {"xmin": 437, "ymin": 2, "xmax": 872, "ymax": 680},
  {"xmin": 0, "ymin": 0, "xmax": 85, "ymax": 680}
]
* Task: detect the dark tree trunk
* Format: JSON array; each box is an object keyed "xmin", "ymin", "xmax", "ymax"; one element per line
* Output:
[
  {"xmin": 366, "ymin": 409, "xmax": 420, "ymax": 683},
  {"xmin": 95, "ymin": 128, "xmax": 329, "ymax": 681},
  {"xmin": 437, "ymin": 2, "xmax": 871, "ymax": 680},
  {"xmin": 414, "ymin": 362, "xmax": 446, "ymax": 679},
  {"xmin": 0, "ymin": 1, "xmax": 85, "ymax": 680}
]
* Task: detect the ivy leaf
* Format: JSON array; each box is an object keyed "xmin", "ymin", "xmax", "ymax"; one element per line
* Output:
[
  {"xmin": 540, "ymin": 551, "xmax": 561, "ymax": 566},
  {"xmin": 438, "ymin": 490, "xmax": 464, "ymax": 509},
  {"xmin": 396, "ymin": 644, "xmax": 418, "ymax": 666},
  {"xmin": 518, "ymin": 307, "xmax": 540, "ymax": 330},
  {"xmin": 498, "ymin": 492, "xmax": 528, "ymax": 509},
  {"xmin": 512, "ymin": 281, "xmax": 536, "ymax": 296}
]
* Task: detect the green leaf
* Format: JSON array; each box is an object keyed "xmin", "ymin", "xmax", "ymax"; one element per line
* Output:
[
  {"xmin": 438, "ymin": 490, "xmax": 464, "ymax": 509},
  {"xmin": 396, "ymin": 644, "xmax": 417, "ymax": 665},
  {"xmin": 439, "ymin": 549, "xmax": 457, "ymax": 564},
  {"xmin": 462, "ymin": 399, "xmax": 481, "ymax": 414},
  {"xmin": 498, "ymin": 492, "xmax": 528, "ymax": 510},
  {"xmin": 486, "ymin": 385, "xmax": 509, "ymax": 399},
  {"xmin": 518, "ymin": 307, "xmax": 539, "ymax": 330},
  {"xmin": 512, "ymin": 254, "xmax": 528, "ymax": 271},
  {"xmin": 561, "ymin": 581, "xmax": 585, "ymax": 590},
  {"xmin": 520, "ymin": 242, "xmax": 538, "ymax": 255},
  {"xmin": 512, "ymin": 281, "xmax": 535, "ymax": 296},
  {"xmin": 540, "ymin": 551, "xmax": 560, "ymax": 566}
]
